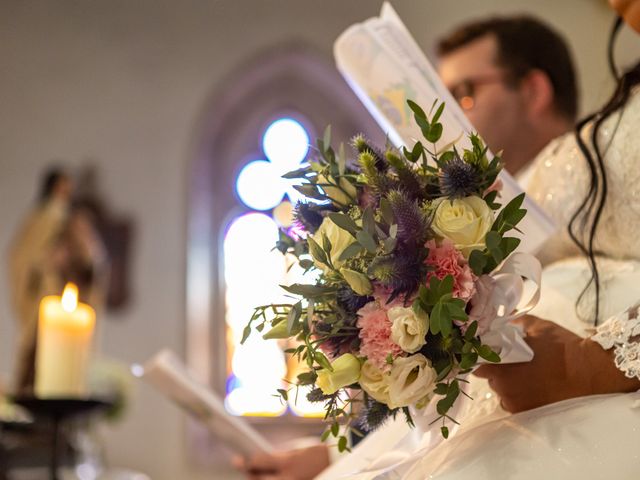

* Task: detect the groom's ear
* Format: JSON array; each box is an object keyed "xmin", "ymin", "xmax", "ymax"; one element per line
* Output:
[{"xmin": 520, "ymin": 69, "xmax": 555, "ymax": 120}]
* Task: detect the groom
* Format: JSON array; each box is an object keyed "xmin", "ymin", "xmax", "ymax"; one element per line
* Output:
[{"xmin": 436, "ymin": 15, "xmax": 577, "ymax": 182}]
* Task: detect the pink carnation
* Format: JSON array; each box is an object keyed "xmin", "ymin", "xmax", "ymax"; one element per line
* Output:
[
  {"xmin": 425, "ymin": 239, "xmax": 476, "ymax": 302},
  {"xmin": 357, "ymin": 301, "xmax": 404, "ymax": 370}
]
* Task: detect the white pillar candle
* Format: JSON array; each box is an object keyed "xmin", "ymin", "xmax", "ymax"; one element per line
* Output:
[{"xmin": 35, "ymin": 283, "xmax": 96, "ymax": 398}]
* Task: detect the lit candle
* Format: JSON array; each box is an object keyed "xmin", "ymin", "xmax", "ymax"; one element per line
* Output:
[{"xmin": 35, "ymin": 283, "xmax": 96, "ymax": 398}]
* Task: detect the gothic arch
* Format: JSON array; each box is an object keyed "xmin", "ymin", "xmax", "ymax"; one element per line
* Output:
[{"xmin": 185, "ymin": 43, "xmax": 383, "ymax": 461}]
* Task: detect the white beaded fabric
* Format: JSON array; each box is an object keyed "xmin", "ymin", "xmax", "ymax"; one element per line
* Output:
[{"xmin": 526, "ymin": 89, "xmax": 640, "ymax": 266}]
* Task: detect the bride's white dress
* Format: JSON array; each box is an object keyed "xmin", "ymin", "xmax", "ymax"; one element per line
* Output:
[{"xmin": 319, "ymin": 92, "xmax": 640, "ymax": 480}]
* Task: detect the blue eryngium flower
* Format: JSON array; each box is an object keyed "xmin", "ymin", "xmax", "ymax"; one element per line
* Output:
[{"xmin": 439, "ymin": 156, "xmax": 480, "ymax": 198}]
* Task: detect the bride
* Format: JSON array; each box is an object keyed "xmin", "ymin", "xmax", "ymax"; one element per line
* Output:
[
  {"xmin": 235, "ymin": 2, "xmax": 640, "ymax": 479},
  {"xmin": 336, "ymin": 5, "xmax": 640, "ymax": 479}
]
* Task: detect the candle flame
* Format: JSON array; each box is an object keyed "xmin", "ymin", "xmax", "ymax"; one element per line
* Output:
[{"xmin": 61, "ymin": 283, "xmax": 79, "ymax": 313}]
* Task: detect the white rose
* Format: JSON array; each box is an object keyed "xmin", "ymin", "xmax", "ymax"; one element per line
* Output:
[
  {"xmin": 432, "ymin": 196, "xmax": 494, "ymax": 257},
  {"xmin": 310, "ymin": 217, "xmax": 356, "ymax": 273},
  {"xmin": 387, "ymin": 354, "xmax": 436, "ymax": 409},
  {"xmin": 389, "ymin": 306, "xmax": 429, "ymax": 353},
  {"xmin": 359, "ymin": 361, "xmax": 391, "ymax": 405}
]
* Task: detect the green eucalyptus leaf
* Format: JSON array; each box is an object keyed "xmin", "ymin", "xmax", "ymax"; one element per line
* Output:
[
  {"xmin": 356, "ymin": 230, "xmax": 377, "ymax": 253},
  {"xmin": 299, "ymin": 259, "xmax": 314, "ymax": 270},
  {"xmin": 328, "ymin": 213, "xmax": 359, "ymax": 235},
  {"xmin": 407, "ymin": 99, "xmax": 427, "ymax": 119},
  {"xmin": 338, "ymin": 436, "xmax": 349, "ymax": 452},
  {"xmin": 280, "ymin": 283, "xmax": 337, "ymax": 297},
  {"xmin": 477, "ymin": 345, "xmax": 501, "ymax": 363},
  {"xmin": 240, "ymin": 325, "xmax": 252, "ymax": 344},
  {"xmin": 459, "ymin": 352, "xmax": 478, "ymax": 370},
  {"xmin": 468, "ymin": 249, "xmax": 488, "ymax": 276},
  {"xmin": 501, "ymin": 237, "xmax": 521, "ymax": 257},
  {"xmin": 282, "ymin": 167, "xmax": 311, "ymax": 179},
  {"xmin": 430, "ymin": 303, "xmax": 442, "ymax": 335},
  {"xmin": 286, "ymin": 301, "xmax": 302, "ymax": 335},
  {"xmin": 297, "ymin": 370, "xmax": 318, "ymax": 385},
  {"xmin": 439, "ymin": 304, "xmax": 453, "ymax": 337},
  {"xmin": 434, "ymin": 383, "xmax": 448, "ymax": 395},
  {"xmin": 315, "ymin": 351, "xmax": 333, "ymax": 371},
  {"xmin": 338, "ymin": 242, "xmax": 364, "ymax": 262},
  {"xmin": 277, "ymin": 389, "xmax": 288, "ymax": 401},
  {"xmin": 362, "ymin": 207, "xmax": 377, "ymax": 235},
  {"xmin": 307, "ymin": 236, "xmax": 327, "ymax": 265},
  {"xmin": 294, "ymin": 183, "xmax": 326, "ymax": 200},
  {"xmin": 426, "ymin": 123, "xmax": 443, "ymax": 143},
  {"xmin": 432, "ymin": 102, "xmax": 445, "ymax": 123},
  {"xmin": 323, "ymin": 125, "xmax": 332, "ymax": 154},
  {"xmin": 446, "ymin": 302, "xmax": 468, "ymax": 321},
  {"xmin": 438, "ymin": 275, "xmax": 454, "ymax": 297},
  {"xmin": 438, "ymin": 150, "xmax": 455, "ymax": 164},
  {"xmin": 383, "ymin": 237, "xmax": 397, "ymax": 254},
  {"xmin": 464, "ymin": 321, "xmax": 479, "ymax": 340}
]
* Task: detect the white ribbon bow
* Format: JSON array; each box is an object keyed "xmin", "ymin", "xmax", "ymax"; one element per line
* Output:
[{"xmin": 479, "ymin": 252, "xmax": 542, "ymax": 364}]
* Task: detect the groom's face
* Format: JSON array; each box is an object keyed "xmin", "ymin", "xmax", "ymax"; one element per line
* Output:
[{"xmin": 438, "ymin": 34, "xmax": 529, "ymax": 168}]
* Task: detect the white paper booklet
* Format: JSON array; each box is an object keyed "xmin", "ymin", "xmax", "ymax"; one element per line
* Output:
[
  {"xmin": 139, "ymin": 349, "xmax": 272, "ymax": 456},
  {"xmin": 334, "ymin": 2, "xmax": 556, "ymax": 253}
]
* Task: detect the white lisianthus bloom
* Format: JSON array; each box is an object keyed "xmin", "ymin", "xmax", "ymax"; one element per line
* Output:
[
  {"xmin": 389, "ymin": 306, "xmax": 429, "ymax": 353},
  {"xmin": 387, "ymin": 354, "xmax": 436, "ymax": 409},
  {"xmin": 316, "ymin": 353, "xmax": 361, "ymax": 395},
  {"xmin": 359, "ymin": 360, "xmax": 391, "ymax": 405},
  {"xmin": 318, "ymin": 174, "xmax": 357, "ymax": 206},
  {"xmin": 432, "ymin": 196, "xmax": 494, "ymax": 257},
  {"xmin": 310, "ymin": 217, "xmax": 356, "ymax": 273}
]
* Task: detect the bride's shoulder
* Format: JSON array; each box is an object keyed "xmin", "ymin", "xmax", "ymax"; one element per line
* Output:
[{"xmin": 525, "ymin": 131, "xmax": 585, "ymax": 220}]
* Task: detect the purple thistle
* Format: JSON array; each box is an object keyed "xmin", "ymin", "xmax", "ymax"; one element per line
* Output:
[
  {"xmin": 337, "ymin": 286, "xmax": 372, "ymax": 314},
  {"xmin": 351, "ymin": 134, "xmax": 388, "ymax": 172},
  {"xmin": 358, "ymin": 395, "xmax": 392, "ymax": 432},
  {"xmin": 386, "ymin": 190, "xmax": 431, "ymax": 247},
  {"xmin": 293, "ymin": 201, "xmax": 324, "ymax": 233},
  {"xmin": 439, "ymin": 155, "xmax": 481, "ymax": 198},
  {"xmin": 367, "ymin": 250, "xmax": 426, "ymax": 303}
]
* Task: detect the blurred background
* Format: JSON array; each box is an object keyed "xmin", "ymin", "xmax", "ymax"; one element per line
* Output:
[{"xmin": 0, "ymin": 1, "xmax": 638, "ymax": 479}]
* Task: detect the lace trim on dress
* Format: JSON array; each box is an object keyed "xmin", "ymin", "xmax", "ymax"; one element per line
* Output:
[{"xmin": 592, "ymin": 302, "xmax": 640, "ymax": 379}]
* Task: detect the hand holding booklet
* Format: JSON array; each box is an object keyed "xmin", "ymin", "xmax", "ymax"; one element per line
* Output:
[{"xmin": 138, "ymin": 349, "xmax": 272, "ymax": 456}]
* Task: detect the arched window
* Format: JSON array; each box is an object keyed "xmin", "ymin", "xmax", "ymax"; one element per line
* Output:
[
  {"xmin": 186, "ymin": 44, "xmax": 382, "ymax": 459},
  {"xmin": 224, "ymin": 115, "xmax": 323, "ymax": 417}
]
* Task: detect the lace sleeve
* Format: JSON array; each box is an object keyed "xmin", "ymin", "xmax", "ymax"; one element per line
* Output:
[{"xmin": 591, "ymin": 302, "xmax": 640, "ymax": 380}]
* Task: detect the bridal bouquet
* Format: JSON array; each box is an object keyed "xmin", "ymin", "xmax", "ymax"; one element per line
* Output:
[{"xmin": 244, "ymin": 100, "xmax": 529, "ymax": 450}]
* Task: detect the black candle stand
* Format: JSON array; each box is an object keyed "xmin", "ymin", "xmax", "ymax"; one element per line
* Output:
[{"xmin": 11, "ymin": 397, "xmax": 112, "ymax": 480}]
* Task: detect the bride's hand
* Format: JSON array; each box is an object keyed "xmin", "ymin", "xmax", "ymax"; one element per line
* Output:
[
  {"xmin": 474, "ymin": 315, "xmax": 640, "ymax": 413},
  {"xmin": 232, "ymin": 443, "xmax": 330, "ymax": 480}
]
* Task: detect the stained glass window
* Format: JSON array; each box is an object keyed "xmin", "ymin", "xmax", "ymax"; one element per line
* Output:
[{"xmin": 223, "ymin": 117, "xmax": 324, "ymax": 418}]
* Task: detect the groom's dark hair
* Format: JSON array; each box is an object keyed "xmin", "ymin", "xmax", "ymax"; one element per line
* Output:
[{"xmin": 437, "ymin": 15, "xmax": 578, "ymax": 121}]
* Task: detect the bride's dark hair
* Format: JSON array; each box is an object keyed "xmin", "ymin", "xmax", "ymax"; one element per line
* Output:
[{"xmin": 569, "ymin": 16, "xmax": 640, "ymax": 325}]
